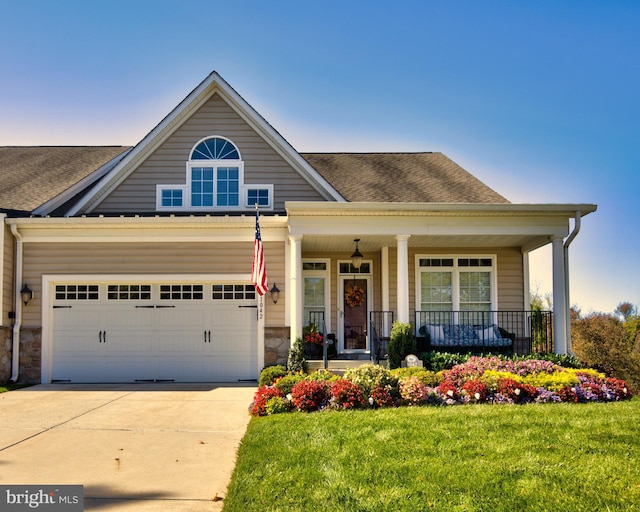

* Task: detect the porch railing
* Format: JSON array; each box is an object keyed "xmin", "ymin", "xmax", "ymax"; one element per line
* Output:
[
  {"xmin": 370, "ymin": 311, "xmax": 394, "ymax": 363},
  {"xmin": 414, "ymin": 310, "xmax": 554, "ymax": 355}
]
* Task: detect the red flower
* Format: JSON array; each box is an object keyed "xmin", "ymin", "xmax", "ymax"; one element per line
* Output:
[
  {"xmin": 291, "ymin": 380, "xmax": 329, "ymax": 412},
  {"xmin": 462, "ymin": 380, "xmax": 488, "ymax": 402},
  {"xmin": 330, "ymin": 379, "xmax": 365, "ymax": 410},
  {"xmin": 250, "ymin": 385, "xmax": 284, "ymax": 417},
  {"xmin": 437, "ymin": 380, "xmax": 459, "ymax": 400},
  {"xmin": 496, "ymin": 378, "xmax": 538, "ymax": 402}
]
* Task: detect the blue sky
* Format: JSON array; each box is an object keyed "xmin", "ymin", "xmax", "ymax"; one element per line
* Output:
[{"xmin": 1, "ymin": 0, "xmax": 638, "ymax": 314}]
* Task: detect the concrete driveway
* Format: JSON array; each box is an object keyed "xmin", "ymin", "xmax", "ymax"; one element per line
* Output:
[{"xmin": 0, "ymin": 383, "xmax": 256, "ymax": 511}]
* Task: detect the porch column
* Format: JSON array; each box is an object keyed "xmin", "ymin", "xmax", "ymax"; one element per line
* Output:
[
  {"xmin": 551, "ymin": 236, "xmax": 568, "ymax": 354},
  {"xmin": 381, "ymin": 246, "xmax": 390, "ymax": 312},
  {"xmin": 396, "ymin": 235, "xmax": 410, "ymax": 324},
  {"xmin": 289, "ymin": 235, "xmax": 303, "ymax": 346}
]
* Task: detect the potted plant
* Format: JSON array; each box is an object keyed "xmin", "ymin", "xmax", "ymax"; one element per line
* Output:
[{"xmin": 303, "ymin": 323, "xmax": 323, "ymax": 357}]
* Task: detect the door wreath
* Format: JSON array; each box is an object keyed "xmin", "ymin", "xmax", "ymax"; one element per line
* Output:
[{"xmin": 344, "ymin": 284, "xmax": 365, "ymax": 308}]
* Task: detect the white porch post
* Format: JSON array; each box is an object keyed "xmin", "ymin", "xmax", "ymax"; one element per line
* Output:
[
  {"xmin": 381, "ymin": 246, "xmax": 390, "ymax": 312},
  {"xmin": 551, "ymin": 236, "xmax": 568, "ymax": 354},
  {"xmin": 396, "ymin": 235, "xmax": 410, "ymax": 324},
  {"xmin": 289, "ymin": 235, "xmax": 303, "ymax": 346}
]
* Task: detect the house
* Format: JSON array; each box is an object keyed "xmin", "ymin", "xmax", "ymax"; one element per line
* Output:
[{"xmin": 0, "ymin": 71, "xmax": 596, "ymax": 384}]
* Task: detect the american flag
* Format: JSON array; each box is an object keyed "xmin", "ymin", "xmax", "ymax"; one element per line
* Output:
[{"xmin": 252, "ymin": 208, "xmax": 269, "ymax": 296}]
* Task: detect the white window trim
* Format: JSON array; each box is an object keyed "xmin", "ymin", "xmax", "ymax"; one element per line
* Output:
[
  {"xmin": 156, "ymin": 184, "xmax": 188, "ymax": 210},
  {"xmin": 186, "ymin": 161, "xmax": 245, "ymax": 211},
  {"xmin": 302, "ymin": 258, "xmax": 331, "ymax": 333},
  {"xmin": 244, "ymin": 184, "xmax": 274, "ymax": 209},
  {"xmin": 415, "ymin": 254, "xmax": 498, "ymax": 312},
  {"xmin": 156, "ymin": 135, "xmax": 274, "ymax": 212}
]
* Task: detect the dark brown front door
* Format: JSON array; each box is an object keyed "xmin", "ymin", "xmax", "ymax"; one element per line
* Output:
[{"xmin": 343, "ymin": 278, "xmax": 368, "ymax": 350}]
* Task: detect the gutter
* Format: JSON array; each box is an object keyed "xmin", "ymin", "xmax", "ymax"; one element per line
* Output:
[
  {"xmin": 563, "ymin": 211, "xmax": 582, "ymax": 355},
  {"xmin": 9, "ymin": 224, "xmax": 23, "ymax": 382}
]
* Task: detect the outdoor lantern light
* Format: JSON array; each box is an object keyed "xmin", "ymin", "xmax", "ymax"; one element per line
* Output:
[
  {"xmin": 270, "ymin": 283, "xmax": 280, "ymax": 304},
  {"xmin": 20, "ymin": 284, "xmax": 33, "ymax": 306},
  {"xmin": 351, "ymin": 239, "xmax": 363, "ymax": 270}
]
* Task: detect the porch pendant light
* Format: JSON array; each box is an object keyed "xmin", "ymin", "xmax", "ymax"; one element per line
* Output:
[{"xmin": 351, "ymin": 239, "xmax": 363, "ymax": 270}]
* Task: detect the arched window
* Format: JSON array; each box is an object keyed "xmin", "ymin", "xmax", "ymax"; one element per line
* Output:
[
  {"xmin": 188, "ymin": 137, "xmax": 241, "ymax": 208},
  {"xmin": 190, "ymin": 137, "xmax": 240, "ymax": 160},
  {"xmin": 156, "ymin": 136, "xmax": 272, "ymax": 211}
]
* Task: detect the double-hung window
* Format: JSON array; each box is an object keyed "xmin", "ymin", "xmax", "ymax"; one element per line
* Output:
[
  {"xmin": 302, "ymin": 260, "xmax": 331, "ymax": 330},
  {"xmin": 157, "ymin": 136, "xmax": 272, "ymax": 211},
  {"xmin": 188, "ymin": 137, "xmax": 241, "ymax": 209},
  {"xmin": 417, "ymin": 256, "xmax": 496, "ymax": 322}
]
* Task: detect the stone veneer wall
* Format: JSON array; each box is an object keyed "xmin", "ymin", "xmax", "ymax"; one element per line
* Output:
[
  {"xmin": 264, "ymin": 326, "xmax": 290, "ymax": 367},
  {"xmin": 3, "ymin": 327, "xmax": 288, "ymax": 383},
  {"xmin": 0, "ymin": 326, "xmax": 11, "ymax": 383},
  {"xmin": 18, "ymin": 328, "xmax": 41, "ymax": 384}
]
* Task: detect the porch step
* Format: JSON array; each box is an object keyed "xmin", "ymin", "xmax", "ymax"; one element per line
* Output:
[{"xmin": 307, "ymin": 358, "xmax": 376, "ymax": 375}]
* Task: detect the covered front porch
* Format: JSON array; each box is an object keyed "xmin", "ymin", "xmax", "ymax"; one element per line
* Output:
[{"xmin": 285, "ymin": 202, "xmax": 595, "ymax": 360}]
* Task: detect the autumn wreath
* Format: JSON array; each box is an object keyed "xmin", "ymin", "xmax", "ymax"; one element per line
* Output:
[{"xmin": 344, "ymin": 284, "xmax": 365, "ymax": 308}]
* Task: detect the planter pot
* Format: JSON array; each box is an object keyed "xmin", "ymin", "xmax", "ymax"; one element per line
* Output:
[{"xmin": 305, "ymin": 342, "xmax": 321, "ymax": 357}]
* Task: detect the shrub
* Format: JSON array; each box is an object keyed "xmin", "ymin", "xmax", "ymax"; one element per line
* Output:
[
  {"xmin": 344, "ymin": 364, "xmax": 398, "ymax": 398},
  {"xmin": 274, "ymin": 373, "xmax": 305, "ymax": 396},
  {"xmin": 572, "ymin": 312, "xmax": 640, "ymax": 393},
  {"xmin": 369, "ymin": 386, "xmax": 397, "ymax": 408},
  {"xmin": 329, "ymin": 379, "xmax": 365, "ymax": 410},
  {"xmin": 520, "ymin": 352, "xmax": 584, "ymax": 369},
  {"xmin": 306, "ymin": 370, "xmax": 340, "ymax": 383},
  {"xmin": 259, "ymin": 365, "xmax": 288, "ymax": 387},
  {"xmin": 420, "ymin": 352, "xmax": 470, "ymax": 372},
  {"xmin": 522, "ymin": 370, "xmax": 580, "ymax": 392},
  {"xmin": 399, "ymin": 376, "xmax": 429, "ymax": 405},
  {"xmin": 387, "ymin": 321, "xmax": 416, "ymax": 369},
  {"xmin": 390, "ymin": 367, "xmax": 441, "ymax": 387},
  {"xmin": 265, "ymin": 396, "xmax": 292, "ymax": 415},
  {"xmin": 287, "ymin": 337, "xmax": 308, "ymax": 373},
  {"xmin": 250, "ymin": 386, "xmax": 285, "ymax": 416},
  {"xmin": 291, "ymin": 379, "xmax": 329, "ymax": 412}
]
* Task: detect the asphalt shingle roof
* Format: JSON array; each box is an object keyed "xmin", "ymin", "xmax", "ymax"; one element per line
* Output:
[
  {"xmin": 0, "ymin": 148, "xmax": 509, "ymax": 215},
  {"xmin": 301, "ymin": 152, "xmax": 510, "ymax": 203},
  {"xmin": 0, "ymin": 146, "xmax": 131, "ymax": 213}
]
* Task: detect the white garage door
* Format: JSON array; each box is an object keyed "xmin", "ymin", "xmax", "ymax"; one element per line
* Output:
[{"xmin": 51, "ymin": 282, "xmax": 258, "ymax": 383}]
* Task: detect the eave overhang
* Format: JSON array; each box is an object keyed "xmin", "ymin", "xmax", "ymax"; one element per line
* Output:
[
  {"xmin": 286, "ymin": 202, "xmax": 597, "ymax": 253},
  {"xmin": 6, "ymin": 214, "xmax": 289, "ymax": 243}
]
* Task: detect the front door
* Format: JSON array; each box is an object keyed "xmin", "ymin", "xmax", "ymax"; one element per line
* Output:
[{"xmin": 340, "ymin": 276, "xmax": 371, "ymax": 352}]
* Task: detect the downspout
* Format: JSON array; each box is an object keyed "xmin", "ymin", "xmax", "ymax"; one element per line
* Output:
[
  {"xmin": 563, "ymin": 211, "xmax": 581, "ymax": 355},
  {"xmin": 10, "ymin": 224, "xmax": 23, "ymax": 382}
]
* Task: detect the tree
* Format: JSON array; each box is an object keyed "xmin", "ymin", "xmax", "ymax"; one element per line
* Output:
[
  {"xmin": 615, "ymin": 301, "xmax": 637, "ymax": 321},
  {"xmin": 572, "ymin": 311, "xmax": 640, "ymax": 393}
]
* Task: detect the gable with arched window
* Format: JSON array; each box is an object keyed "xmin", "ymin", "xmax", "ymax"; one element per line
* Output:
[{"xmin": 156, "ymin": 136, "xmax": 273, "ymax": 211}]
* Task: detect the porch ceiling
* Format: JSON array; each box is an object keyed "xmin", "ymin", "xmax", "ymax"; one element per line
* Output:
[{"xmin": 300, "ymin": 234, "xmax": 548, "ymax": 253}]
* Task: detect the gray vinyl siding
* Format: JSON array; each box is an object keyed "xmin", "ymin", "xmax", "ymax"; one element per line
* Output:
[
  {"xmin": 95, "ymin": 94, "xmax": 325, "ymax": 213},
  {"xmin": 21, "ymin": 241, "xmax": 285, "ymax": 328},
  {"xmin": 2, "ymin": 224, "xmax": 14, "ymax": 327}
]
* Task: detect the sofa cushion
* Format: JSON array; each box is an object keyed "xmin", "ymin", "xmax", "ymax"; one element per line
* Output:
[{"xmin": 443, "ymin": 324, "xmax": 479, "ymax": 346}]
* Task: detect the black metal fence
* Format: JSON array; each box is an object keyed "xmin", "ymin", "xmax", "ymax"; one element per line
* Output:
[
  {"xmin": 369, "ymin": 311, "xmax": 394, "ymax": 363},
  {"xmin": 414, "ymin": 310, "xmax": 554, "ymax": 355}
]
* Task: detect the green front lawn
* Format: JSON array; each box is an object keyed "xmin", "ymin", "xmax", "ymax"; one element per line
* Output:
[{"xmin": 224, "ymin": 399, "xmax": 640, "ymax": 512}]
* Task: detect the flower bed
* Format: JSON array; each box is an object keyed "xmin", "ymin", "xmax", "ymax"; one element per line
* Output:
[{"xmin": 249, "ymin": 358, "xmax": 632, "ymax": 416}]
